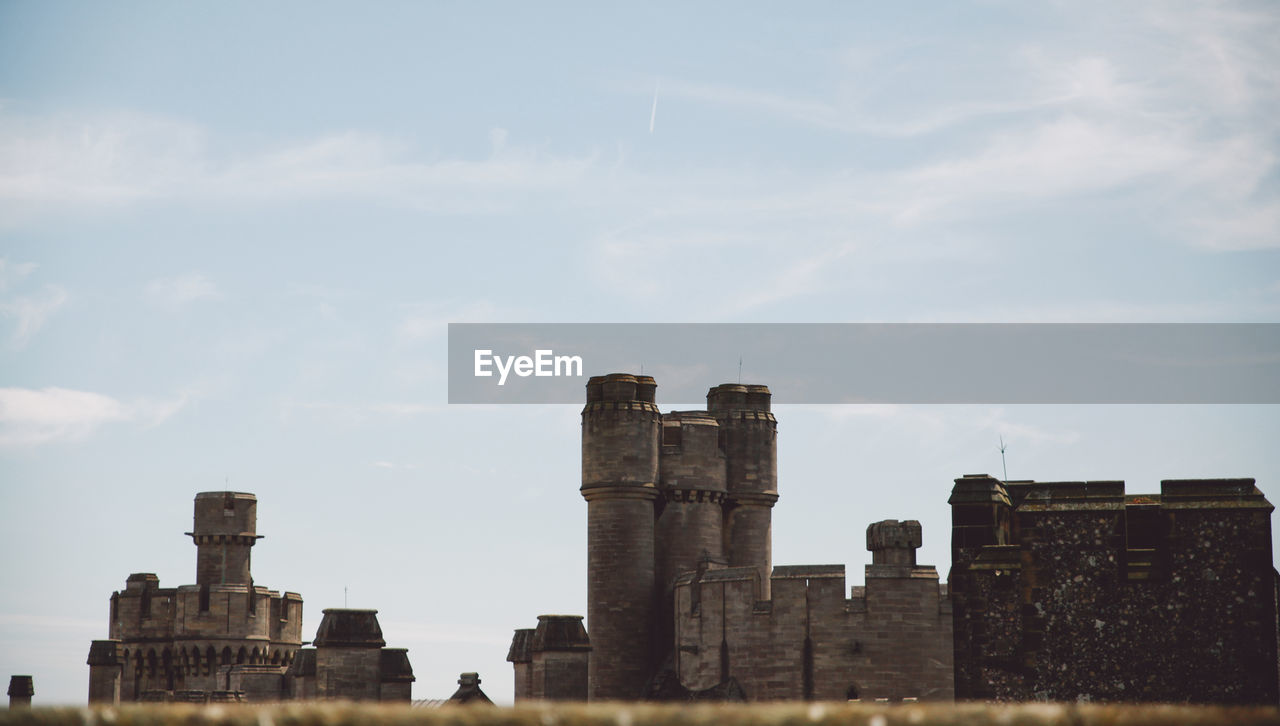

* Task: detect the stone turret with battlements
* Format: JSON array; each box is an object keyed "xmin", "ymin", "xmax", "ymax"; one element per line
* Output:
[
  {"xmin": 87, "ymin": 492, "xmax": 412, "ymax": 703},
  {"xmin": 511, "ymin": 374, "xmax": 951, "ymax": 703},
  {"xmin": 581, "ymin": 373, "xmax": 661, "ymax": 700}
]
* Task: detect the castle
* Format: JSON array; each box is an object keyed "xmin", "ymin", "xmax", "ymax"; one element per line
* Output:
[
  {"xmin": 509, "ymin": 373, "xmax": 1280, "ymax": 705},
  {"xmin": 86, "ymin": 491, "xmax": 415, "ymax": 703},
  {"xmin": 509, "ymin": 374, "xmax": 953, "ymax": 702}
]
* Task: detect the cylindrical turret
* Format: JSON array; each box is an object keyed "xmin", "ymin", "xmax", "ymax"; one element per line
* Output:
[
  {"xmin": 707, "ymin": 383, "xmax": 778, "ymax": 598},
  {"xmin": 581, "ymin": 373, "xmax": 660, "ymax": 700},
  {"xmin": 187, "ymin": 492, "xmax": 261, "ymax": 586}
]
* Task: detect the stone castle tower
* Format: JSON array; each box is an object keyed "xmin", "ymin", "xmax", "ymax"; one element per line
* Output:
[
  {"xmin": 513, "ymin": 373, "xmax": 953, "ymax": 702},
  {"xmin": 87, "ymin": 492, "xmax": 414, "ymax": 703},
  {"xmin": 580, "ymin": 374, "xmax": 780, "ymax": 699},
  {"xmin": 88, "ymin": 492, "xmax": 304, "ymax": 702}
]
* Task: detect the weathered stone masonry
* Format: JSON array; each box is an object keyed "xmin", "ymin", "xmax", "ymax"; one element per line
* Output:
[
  {"xmin": 949, "ymin": 475, "xmax": 1279, "ymax": 704},
  {"xmin": 512, "ymin": 374, "xmax": 953, "ymax": 702},
  {"xmin": 87, "ymin": 492, "xmax": 414, "ymax": 703}
]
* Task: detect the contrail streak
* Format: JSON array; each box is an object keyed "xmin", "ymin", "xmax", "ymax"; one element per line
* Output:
[{"xmin": 649, "ymin": 81, "xmax": 659, "ymax": 133}]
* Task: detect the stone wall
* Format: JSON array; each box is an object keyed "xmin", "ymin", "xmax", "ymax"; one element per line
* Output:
[
  {"xmin": 950, "ymin": 475, "xmax": 1280, "ymax": 704},
  {"xmin": 672, "ymin": 523, "xmax": 953, "ymax": 702}
]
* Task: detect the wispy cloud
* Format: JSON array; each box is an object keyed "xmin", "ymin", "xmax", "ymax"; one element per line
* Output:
[
  {"xmin": 145, "ymin": 273, "xmax": 221, "ymax": 306},
  {"xmin": 0, "ymin": 387, "xmax": 189, "ymax": 447},
  {"xmin": 0, "ymin": 284, "xmax": 68, "ymax": 348},
  {"xmin": 0, "ymin": 113, "xmax": 596, "ymax": 217}
]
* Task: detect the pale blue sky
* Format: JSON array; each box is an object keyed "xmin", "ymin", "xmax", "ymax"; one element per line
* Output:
[{"xmin": 1, "ymin": 1, "xmax": 1278, "ymax": 705}]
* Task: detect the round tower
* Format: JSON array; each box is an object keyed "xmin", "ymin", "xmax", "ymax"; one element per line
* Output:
[
  {"xmin": 581, "ymin": 373, "xmax": 660, "ymax": 700},
  {"xmin": 187, "ymin": 492, "xmax": 261, "ymax": 586},
  {"xmin": 707, "ymin": 383, "xmax": 778, "ymax": 598}
]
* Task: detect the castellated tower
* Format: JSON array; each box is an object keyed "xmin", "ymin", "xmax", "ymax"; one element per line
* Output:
[
  {"xmin": 654, "ymin": 410, "xmax": 727, "ymax": 664},
  {"xmin": 189, "ymin": 492, "xmax": 261, "ymax": 586},
  {"xmin": 707, "ymin": 384, "xmax": 778, "ymax": 599},
  {"xmin": 88, "ymin": 491, "xmax": 414, "ymax": 703},
  {"xmin": 515, "ymin": 374, "xmax": 962, "ymax": 702},
  {"xmin": 581, "ymin": 373, "xmax": 661, "ymax": 700}
]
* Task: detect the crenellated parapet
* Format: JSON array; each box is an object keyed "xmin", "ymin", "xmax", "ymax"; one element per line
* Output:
[{"xmin": 670, "ymin": 520, "xmax": 953, "ymax": 702}]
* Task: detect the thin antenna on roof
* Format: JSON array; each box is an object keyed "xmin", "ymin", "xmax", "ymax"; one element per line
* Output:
[
  {"xmin": 738, "ymin": 355, "xmax": 743, "ymax": 384},
  {"xmin": 344, "ymin": 586, "xmax": 348, "ymax": 608},
  {"xmin": 999, "ymin": 436, "xmax": 1009, "ymax": 481}
]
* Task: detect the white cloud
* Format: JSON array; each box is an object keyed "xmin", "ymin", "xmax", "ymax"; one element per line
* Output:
[
  {"xmin": 0, "ymin": 387, "xmax": 189, "ymax": 447},
  {"xmin": 0, "ymin": 284, "xmax": 68, "ymax": 348},
  {"xmin": 145, "ymin": 273, "xmax": 221, "ymax": 306}
]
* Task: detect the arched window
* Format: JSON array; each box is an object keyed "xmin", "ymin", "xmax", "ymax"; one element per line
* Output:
[
  {"xmin": 221, "ymin": 647, "xmax": 232, "ymax": 666},
  {"xmin": 846, "ymin": 684, "xmax": 860, "ymax": 701}
]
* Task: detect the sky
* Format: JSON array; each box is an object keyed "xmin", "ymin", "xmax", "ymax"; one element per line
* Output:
[{"xmin": 1, "ymin": 0, "xmax": 1278, "ymax": 706}]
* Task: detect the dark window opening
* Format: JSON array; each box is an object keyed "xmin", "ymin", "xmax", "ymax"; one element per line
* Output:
[
  {"xmin": 199, "ymin": 585, "xmax": 210, "ymax": 612},
  {"xmin": 846, "ymin": 684, "xmax": 860, "ymax": 701},
  {"xmin": 140, "ymin": 589, "xmax": 151, "ymax": 619},
  {"xmin": 663, "ymin": 424, "xmax": 682, "ymax": 447},
  {"xmin": 1126, "ymin": 506, "xmax": 1163, "ymax": 549},
  {"xmin": 802, "ymin": 637, "xmax": 815, "ymax": 700}
]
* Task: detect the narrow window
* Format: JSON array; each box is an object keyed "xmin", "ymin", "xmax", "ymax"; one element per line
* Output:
[
  {"xmin": 199, "ymin": 584, "xmax": 210, "ymax": 613},
  {"xmin": 802, "ymin": 637, "xmax": 814, "ymax": 700}
]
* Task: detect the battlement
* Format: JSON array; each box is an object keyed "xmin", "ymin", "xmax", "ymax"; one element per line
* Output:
[
  {"xmin": 585, "ymin": 373, "xmax": 658, "ymax": 407},
  {"xmin": 672, "ymin": 520, "xmax": 953, "ymax": 701},
  {"xmin": 706, "ymin": 384, "xmax": 772, "ymax": 414},
  {"xmin": 191, "ymin": 491, "xmax": 260, "ymax": 537},
  {"xmin": 89, "ymin": 492, "xmax": 413, "ymax": 704},
  {"xmin": 770, "ymin": 564, "xmax": 845, "ymax": 580}
]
